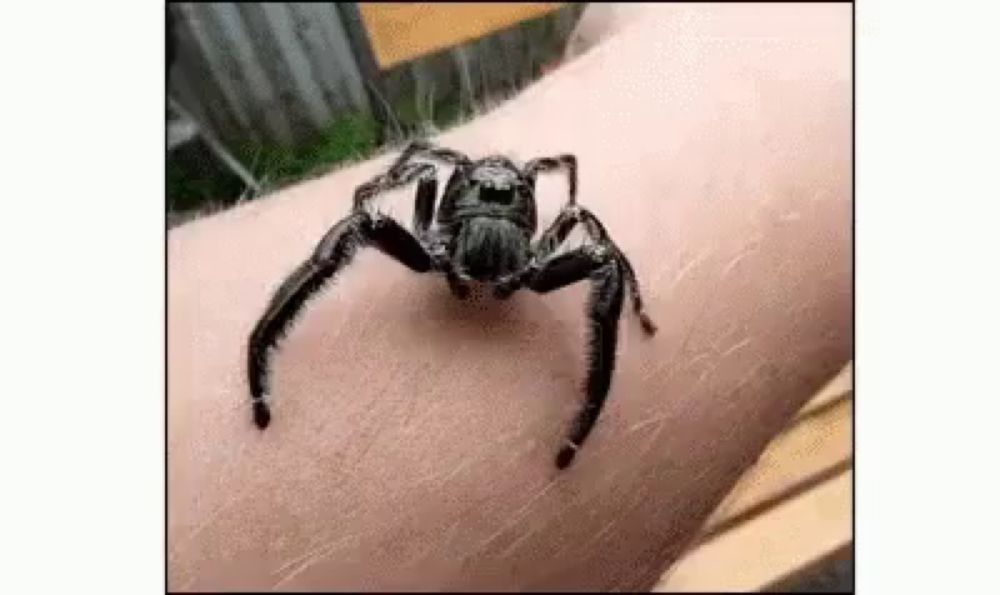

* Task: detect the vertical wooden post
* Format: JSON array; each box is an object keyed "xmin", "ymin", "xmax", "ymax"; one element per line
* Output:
[{"xmin": 335, "ymin": 2, "xmax": 395, "ymax": 145}]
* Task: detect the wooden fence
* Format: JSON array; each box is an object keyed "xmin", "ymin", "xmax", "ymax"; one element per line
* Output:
[{"xmin": 167, "ymin": 2, "xmax": 585, "ymax": 147}]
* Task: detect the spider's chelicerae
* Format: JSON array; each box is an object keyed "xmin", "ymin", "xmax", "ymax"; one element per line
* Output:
[{"xmin": 247, "ymin": 140, "xmax": 657, "ymax": 469}]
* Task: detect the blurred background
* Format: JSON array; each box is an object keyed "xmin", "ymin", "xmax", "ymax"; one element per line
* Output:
[{"xmin": 166, "ymin": 2, "xmax": 586, "ymax": 226}]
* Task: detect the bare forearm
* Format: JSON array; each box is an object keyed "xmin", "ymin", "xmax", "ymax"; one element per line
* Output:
[{"xmin": 168, "ymin": 5, "xmax": 850, "ymax": 591}]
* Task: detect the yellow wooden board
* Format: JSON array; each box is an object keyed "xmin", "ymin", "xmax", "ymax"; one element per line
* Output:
[
  {"xmin": 658, "ymin": 472, "xmax": 852, "ymax": 592},
  {"xmin": 358, "ymin": 3, "xmax": 565, "ymax": 69},
  {"xmin": 655, "ymin": 363, "xmax": 853, "ymax": 592}
]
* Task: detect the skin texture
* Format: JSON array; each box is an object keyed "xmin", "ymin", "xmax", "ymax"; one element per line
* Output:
[{"xmin": 167, "ymin": 4, "xmax": 851, "ymax": 591}]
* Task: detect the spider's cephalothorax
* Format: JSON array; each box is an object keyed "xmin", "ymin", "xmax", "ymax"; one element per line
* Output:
[{"xmin": 247, "ymin": 141, "xmax": 658, "ymax": 469}]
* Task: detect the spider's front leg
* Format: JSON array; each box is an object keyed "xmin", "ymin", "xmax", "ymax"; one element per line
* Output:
[
  {"xmin": 392, "ymin": 139, "xmax": 472, "ymax": 170},
  {"xmin": 525, "ymin": 245, "xmax": 626, "ymax": 469},
  {"xmin": 353, "ymin": 160, "xmax": 440, "ymax": 214},
  {"xmin": 352, "ymin": 140, "xmax": 471, "ymax": 213},
  {"xmin": 247, "ymin": 212, "xmax": 434, "ymax": 428},
  {"xmin": 526, "ymin": 154, "xmax": 578, "ymax": 206}
]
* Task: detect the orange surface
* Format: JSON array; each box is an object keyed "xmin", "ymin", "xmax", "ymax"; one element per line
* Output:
[
  {"xmin": 359, "ymin": 3, "xmax": 564, "ymax": 69},
  {"xmin": 655, "ymin": 364, "xmax": 853, "ymax": 591}
]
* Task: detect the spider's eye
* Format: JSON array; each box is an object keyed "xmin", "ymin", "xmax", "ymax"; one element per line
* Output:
[{"xmin": 481, "ymin": 184, "xmax": 514, "ymax": 204}]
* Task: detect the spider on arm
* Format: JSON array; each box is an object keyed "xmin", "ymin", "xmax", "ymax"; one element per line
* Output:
[{"xmin": 247, "ymin": 140, "xmax": 657, "ymax": 469}]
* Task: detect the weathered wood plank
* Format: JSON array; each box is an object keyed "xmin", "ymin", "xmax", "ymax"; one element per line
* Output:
[
  {"xmin": 654, "ymin": 364, "xmax": 854, "ymax": 592},
  {"xmin": 656, "ymin": 472, "xmax": 852, "ymax": 592},
  {"xmin": 359, "ymin": 3, "xmax": 564, "ymax": 69}
]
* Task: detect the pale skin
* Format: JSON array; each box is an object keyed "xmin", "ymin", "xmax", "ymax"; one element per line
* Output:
[{"xmin": 168, "ymin": 4, "xmax": 851, "ymax": 591}]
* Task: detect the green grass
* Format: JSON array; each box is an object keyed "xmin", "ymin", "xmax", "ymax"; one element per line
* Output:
[
  {"xmin": 238, "ymin": 112, "xmax": 382, "ymax": 188},
  {"xmin": 167, "ymin": 95, "xmax": 467, "ymax": 220},
  {"xmin": 166, "ymin": 142, "xmax": 246, "ymax": 214}
]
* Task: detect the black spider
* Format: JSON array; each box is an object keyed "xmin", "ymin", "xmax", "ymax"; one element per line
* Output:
[{"xmin": 247, "ymin": 140, "xmax": 657, "ymax": 469}]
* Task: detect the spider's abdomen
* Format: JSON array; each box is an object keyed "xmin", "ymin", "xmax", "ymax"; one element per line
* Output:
[{"xmin": 451, "ymin": 217, "xmax": 530, "ymax": 282}]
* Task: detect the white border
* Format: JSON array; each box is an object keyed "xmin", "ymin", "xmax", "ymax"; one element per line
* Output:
[
  {"xmin": 857, "ymin": 0, "xmax": 1000, "ymax": 592},
  {"xmin": 2, "ymin": 2, "xmax": 164, "ymax": 593}
]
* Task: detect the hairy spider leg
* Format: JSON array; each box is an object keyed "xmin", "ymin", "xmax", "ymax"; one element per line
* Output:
[
  {"xmin": 525, "ymin": 154, "xmax": 579, "ymax": 206},
  {"xmin": 506, "ymin": 204, "xmax": 657, "ymax": 468},
  {"xmin": 500, "ymin": 204, "xmax": 657, "ymax": 335},
  {"xmin": 353, "ymin": 161, "xmax": 438, "ymax": 213},
  {"xmin": 354, "ymin": 139, "xmax": 475, "ymax": 300},
  {"xmin": 354, "ymin": 139, "xmax": 471, "ymax": 235},
  {"xmin": 537, "ymin": 206, "xmax": 657, "ymax": 334},
  {"xmin": 525, "ymin": 246, "xmax": 625, "ymax": 469},
  {"xmin": 392, "ymin": 139, "xmax": 473, "ymax": 170},
  {"xmin": 247, "ymin": 212, "xmax": 433, "ymax": 428}
]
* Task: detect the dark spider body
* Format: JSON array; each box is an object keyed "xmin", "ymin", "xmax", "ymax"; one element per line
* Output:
[
  {"xmin": 435, "ymin": 155, "xmax": 536, "ymax": 286},
  {"xmin": 248, "ymin": 141, "xmax": 657, "ymax": 469}
]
